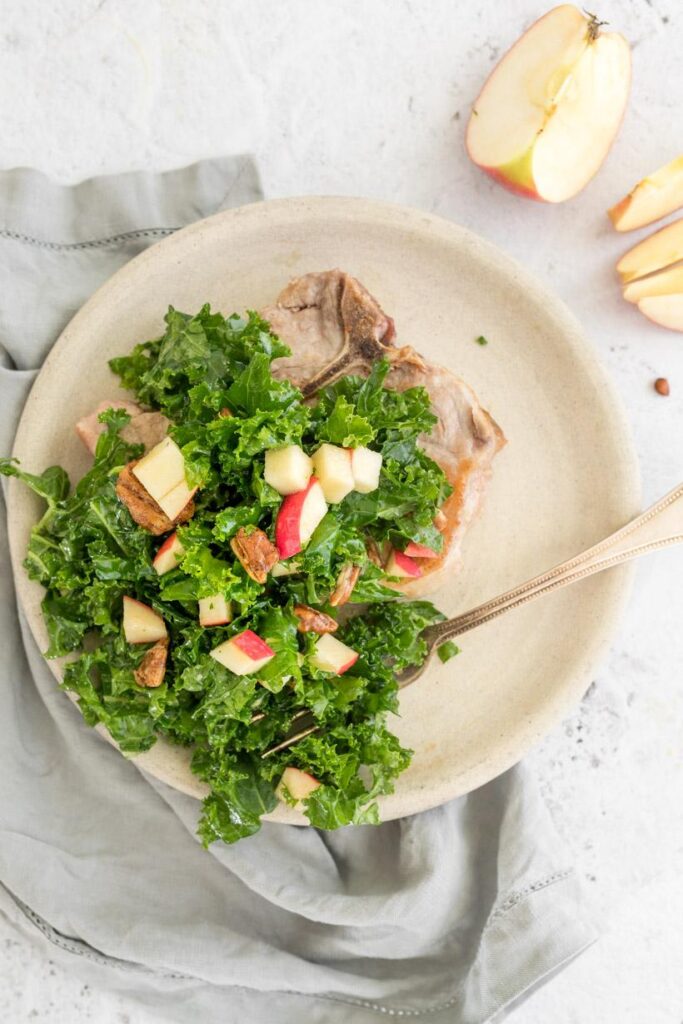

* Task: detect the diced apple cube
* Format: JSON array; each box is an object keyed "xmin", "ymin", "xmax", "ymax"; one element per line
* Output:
[
  {"xmin": 152, "ymin": 532, "xmax": 185, "ymax": 575},
  {"xmin": 271, "ymin": 560, "xmax": 301, "ymax": 578},
  {"xmin": 403, "ymin": 541, "xmax": 439, "ymax": 559},
  {"xmin": 131, "ymin": 437, "xmax": 186, "ymax": 504},
  {"xmin": 386, "ymin": 549, "xmax": 423, "ymax": 578},
  {"xmin": 199, "ymin": 594, "xmax": 233, "ymax": 627},
  {"xmin": 156, "ymin": 479, "xmax": 197, "ymax": 520},
  {"xmin": 275, "ymin": 478, "xmax": 328, "ymax": 558},
  {"xmin": 311, "ymin": 443, "xmax": 354, "ymax": 503},
  {"xmin": 210, "ymin": 629, "xmax": 275, "ymax": 675},
  {"xmin": 349, "ymin": 447, "xmax": 382, "ymax": 493},
  {"xmin": 276, "ymin": 766, "xmax": 321, "ymax": 802},
  {"xmin": 264, "ymin": 445, "xmax": 312, "ymax": 495},
  {"xmin": 123, "ymin": 596, "xmax": 168, "ymax": 644},
  {"xmin": 310, "ymin": 633, "xmax": 358, "ymax": 675}
]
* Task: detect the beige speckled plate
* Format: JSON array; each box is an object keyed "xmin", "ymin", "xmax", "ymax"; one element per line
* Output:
[{"xmin": 8, "ymin": 196, "xmax": 639, "ymax": 826}]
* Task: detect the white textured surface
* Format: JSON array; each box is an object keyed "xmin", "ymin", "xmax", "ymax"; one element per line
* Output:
[{"xmin": 1, "ymin": 1, "xmax": 682, "ymax": 1021}]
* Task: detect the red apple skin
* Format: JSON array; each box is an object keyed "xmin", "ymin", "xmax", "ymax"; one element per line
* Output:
[
  {"xmin": 389, "ymin": 550, "xmax": 423, "ymax": 578},
  {"xmin": 232, "ymin": 629, "xmax": 275, "ymax": 660},
  {"xmin": 156, "ymin": 532, "xmax": 178, "ymax": 557},
  {"xmin": 404, "ymin": 541, "xmax": 439, "ymax": 559},
  {"xmin": 483, "ymin": 166, "xmax": 543, "ymax": 201},
  {"xmin": 337, "ymin": 653, "xmax": 359, "ymax": 675},
  {"xmin": 275, "ymin": 477, "xmax": 319, "ymax": 559}
]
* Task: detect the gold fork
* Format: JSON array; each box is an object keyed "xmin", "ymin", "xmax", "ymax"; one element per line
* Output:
[{"xmin": 261, "ymin": 482, "xmax": 683, "ymax": 757}]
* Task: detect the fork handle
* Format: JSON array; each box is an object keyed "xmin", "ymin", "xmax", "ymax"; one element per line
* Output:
[{"xmin": 426, "ymin": 482, "xmax": 683, "ymax": 646}]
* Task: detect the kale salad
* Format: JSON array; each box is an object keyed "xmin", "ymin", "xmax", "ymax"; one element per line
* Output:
[{"xmin": 2, "ymin": 305, "xmax": 459, "ymax": 845}]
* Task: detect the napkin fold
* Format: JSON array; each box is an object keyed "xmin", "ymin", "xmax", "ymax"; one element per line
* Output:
[{"xmin": 0, "ymin": 159, "xmax": 598, "ymax": 1024}]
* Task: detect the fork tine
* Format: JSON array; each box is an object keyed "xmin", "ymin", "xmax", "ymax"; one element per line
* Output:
[{"xmin": 261, "ymin": 722, "xmax": 319, "ymax": 758}]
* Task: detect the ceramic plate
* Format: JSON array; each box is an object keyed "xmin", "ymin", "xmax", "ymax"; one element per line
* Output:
[{"xmin": 7, "ymin": 197, "xmax": 639, "ymax": 825}]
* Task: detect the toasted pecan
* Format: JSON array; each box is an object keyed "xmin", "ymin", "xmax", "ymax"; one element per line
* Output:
[
  {"xmin": 134, "ymin": 636, "xmax": 169, "ymax": 688},
  {"xmin": 365, "ymin": 537, "xmax": 384, "ymax": 568},
  {"xmin": 293, "ymin": 605, "xmax": 338, "ymax": 634},
  {"xmin": 328, "ymin": 563, "xmax": 361, "ymax": 607},
  {"xmin": 230, "ymin": 526, "xmax": 279, "ymax": 584},
  {"xmin": 116, "ymin": 461, "xmax": 195, "ymax": 536}
]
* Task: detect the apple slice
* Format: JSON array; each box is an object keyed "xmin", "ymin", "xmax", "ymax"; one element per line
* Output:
[
  {"xmin": 210, "ymin": 629, "xmax": 276, "ymax": 675},
  {"xmin": 198, "ymin": 594, "xmax": 233, "ymax": 627},
  {"xmin": 264, "ymin": 444, "xmax": 313, "ymax": 496},
  {"xmin": 271, "ymin": 560, "xmax": 301, "ymax": 578},
  {"xmin": 403, "ymin": 541, "xmax": 439, "ymax": 559},
  {"xmin": 156, "ymin": 479, "xmax": 197, "ymax": 521},
  {"xmin": 276, "ymin": 766, "xmax": 321, "ymax": 802},
  {"xmin": 311, "ymin": 444, "xmax": 355, "ymax": 503},
  {"xmin": 275, "ymin": 478, "xmax": 328, "ymax": 558},
  {"xmin": 349, "ymin": 447, "xmax": 382, "ymax": 494},
  {"xmin": 609, "ymin": 155, "xmax": 683, "ymax": 232},
  {"xmin": 122, "ymin": 596, "xmax": 167, "ymax": 644},
  {"xmin": 310, "ymin": 633, "xmax": 358, "ymax": 675},
  {"xmin": 637, "ymin": 294, "xmax": 683, "ymax": 333},
  {"xmin": 623, "ymin": 265, "xmax": 683, "ymax": 304},
  {"xmin": 132, "ymin": 437, "xmax": 185, "ymax": 501},
  {"xmin": 152, "ymin": 532, "xmax": 185, "ymax": 575},
  {"xmin": 466, "ymin": 7, "xmax": 631, "ymax": 203},
  {"xmin": 386, "ymin": 549, "xmax": 423, "ymax": 578},
  {"xmin": 617, "ymin": 219, "xmax": 683, "ymax": 283}
]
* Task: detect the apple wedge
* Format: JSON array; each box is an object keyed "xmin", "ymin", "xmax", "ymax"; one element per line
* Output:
[
  {"xmin": 637, "ymin": 294, "xmax": 683, "ymax": 333},
  {"xmin": 210, "ymin": 630, "xmax": 275, "ymax": 675},
  {"xmin": 198, "ymin": 594, "xmax": 233, "ymax": 627},
  {"xmin": 623, "ymin": 265, "xmax": 683, "ymax": 305},
  {"xmin": 403, "ymin": 541, "xmax": 439, "ymax": 559},
  {"xmin": 466, "ymin": 6, "xmax": 631, "ymax": 203},
  {"xmin": 131, "ymin": 437, "xmax": 197, "ymax": 520},
  {"xmin": 122, "ymin": 596, "xmax": 167, "ymax": 644},
  {"xmin": 349, "ymin": 446, "xmax": 382, "ymax": 494},
  {"xmin": 264, "ymin": 444, "xmax": 312, "ymax": 496},
  {"xmin": 271, "ymin": 560, "xmax": 301, "ymax": 578},
  {"xmin": 311, "ymin": 444, "xmax": 355, "ymax": 503},
  {"xmin": 276, "ymin": 766, "xmax": 321, "ymax": 803},
  {"xmin": 152, "ymin": 532, "xmax": 185, "ymax": 575},
  {"xmin": 310, "ymin": 634, "xmax": 358, "ymax": 675},
  {"xmin": 386, "ymin": 549, "xmax": 423, "ymax": 579},
  {"xmin": 617, "ymin": 219, "xmax": 683, "ymax": 284},
  {"xmin": 609, "ymin": 155, "xmax": 683, "ymax": 232},
  {"xmin": 275, "ymin": 478, "xmax": 328, "ymax": 559}
]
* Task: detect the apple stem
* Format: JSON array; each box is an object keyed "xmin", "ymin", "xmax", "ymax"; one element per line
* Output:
[{"xmin": 584, "ymin": 11, "xmax": 607, "ymax": 41}]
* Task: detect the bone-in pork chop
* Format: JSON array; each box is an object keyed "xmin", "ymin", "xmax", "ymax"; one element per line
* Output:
[{"xmin": 76, "ymin": 401, "xmax": 170, "ymax": 455}]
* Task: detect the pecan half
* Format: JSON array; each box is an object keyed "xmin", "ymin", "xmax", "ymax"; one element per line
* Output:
[
  {"xmin": 230, "ymin": 526, "xmax": 279, "ymax": 584},
  {"xmin": 293, "ymin": 604, "xmax": 338, "ymax": 634},
  {"xmin": 218, "ymin": 407, "xmax": 233, "ymax": 418},
  {"xmin": 329, "ymin": 563, "xmax": 361, "ymax": 607},
  {"xmin": 134, "ymin": 636, "xmax": 169, "ymax": 688},
  {"xmin": 116, "ymin": 462, "xmax": 195, "ymax": 536},
  {"xmin": 365, "ymin": 537, "xmax": 385, "ymax": 568}
]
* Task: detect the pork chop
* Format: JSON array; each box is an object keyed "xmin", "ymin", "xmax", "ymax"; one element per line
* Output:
[
  {"xmin": 76, "ymin": 401, "xmax": 170, "ymax": 456},
  {"xmin": 262, "ymin": 270, "xmax": 505, "ymax": 596}
]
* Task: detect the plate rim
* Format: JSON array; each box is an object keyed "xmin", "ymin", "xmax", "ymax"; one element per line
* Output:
[{"xmin": 8, "ymin": 194, "xmax": 641, "ymax": 824}]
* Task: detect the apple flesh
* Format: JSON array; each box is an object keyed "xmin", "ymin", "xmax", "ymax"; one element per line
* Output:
[
  {"xmin": 271, "ymin": 560, "xmax": 301, "ymax": 578},
  {"xmin": 403, "ymin": 541, "xmax": 439, "ymax": 559},
  {"xmin": 122, "ymin": 596, "xmax": 168, "ymax": 644},
  {"xmin": 466, "ymin": 6, "xmax": 631, "ymax": 203},
  {"xmin": 609, "ymin": 155, "xmax": 683, "ymax": 232},
  {"xmin": 275, "ymin": 478, "xmax": 328, "ymax": 558},
  {"xmin": 264, "ymin": 445, "xmax": 312, "ymax": 496},
  {"xmin": 386, "ymin": 549, "xmax": 423, "ymax": 578},
  {"xmin": 623, "ymin": 264, "xmax": 683, "ymax": 305},
  {"xmin": 637, "ymin": 294, "xmax": 683, "ymax": 333},
  {"xmin": 198, "ymin": 594, "xmax": 233, "ymax": 627},
  {"xmin": 311, "ymin": 444, "xmax": 355, "ymax": 503},
  {"xmin": 276, "ymin": 766, "xmax": 321, "ymax": 803},
  {"xmin": 131, "ymin": 437, "xmax": 196, "ymax": 519},
  {"xmin": 152, "ymin": 532, "xmax": 185, "ymax": 575},
  {"xmin": 210, "ymin": 629, "xmax": 276, "ymax": 675},
  {"xmin": 617, "ymin": 219, "xmax": 683, "ymax": 283},
  {"xmin": 310, "ymin": 633, "xmax": 359, "ymax": 675},
  {"xmin": 349, "ymin": 447, "xmax": 382, "ymax": 493}
]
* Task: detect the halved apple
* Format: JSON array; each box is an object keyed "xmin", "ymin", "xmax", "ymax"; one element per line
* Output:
[
  {"xmin": 264, "ymin": 444, "xmax": 312, "ymax": 496},
  {"xmin": 122, "ymin": 596, "xmax": 167, "ymax": 644},
  {"xmin": 275, "ymin": 478, "xmax": 328, "ymax": 559},
  {"xmin": 623, "ymin": 264, "xmax": 683, "ymax": 304},
  {"xmin": 637, "ymin": 294, "xmax": 683, "ymax": 333},
  {"xmin": 403, "ymin": 541, "xmax": 439, "ymax": 559},
  {"xmin": 466, "ymin": 6, "xmax": 631, "ymax": 203},
  {"xmin": 152, "ymin": 532, "xmax": 185, "ymax": 575},
  {"xmin": 210, "ymin": 629, "xmax": 275, "ymax": 675},
  {"xmin": 609, "ymin": 155, "xmax": 683, "ymax": 232},
  {"xmin": 311, "ymin": 444, "xmax": 355, "ymax": 503},
  {"xmin": 310, "ymin": 634, "xmax": 359, "ymax": 675},
  {"xmin": 198, "ymin": 594, "xmax": 233, "ymax": 627},
  {"xmin": 617, "ymin": 219, "xmax": 683, "ymax": 284},
  {"xmin": 386, "ymin": 549, "xmax": 423, "ymax": 579},
  {"xmin": 276, "ymin": 766, "xmax": 321, "ymax": 802},
  {"xmin": 131, "ymin": 437, "xmax": 196, "ymax": 519},
  {"xmin": 349, "ymin": 446, "xmax": 382, "ymax": 494}
]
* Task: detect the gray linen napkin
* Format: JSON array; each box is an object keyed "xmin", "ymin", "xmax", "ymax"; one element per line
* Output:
[{"xmin": 0, "ymin": 161, "xmax": 598, "ymax": 1024}]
